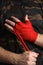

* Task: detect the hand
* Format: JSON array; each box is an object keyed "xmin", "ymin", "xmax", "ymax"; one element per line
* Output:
[
  {"xmin": 11, "ymin": 51, "xmax": 39, "ymax": 65},
  {"xmin": 4, "ymin": 15, "xmax": 38, "ymax": 42}
]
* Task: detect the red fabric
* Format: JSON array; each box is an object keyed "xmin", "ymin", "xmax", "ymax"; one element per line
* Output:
[
  {"xmin": 13, "ymin": 28, "xmax": 29, "ymax": 51},
  {"xmin": 13, "ymin": 20, "xmax": 38, "ymax": 42}
]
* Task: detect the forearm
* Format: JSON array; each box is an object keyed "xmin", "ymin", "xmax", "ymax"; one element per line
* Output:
[
  {"xmin": 0, "ymin": 47, "xmax": 18, "ymax": 64},
  {"xmin": 0, "ymin": 47, "xmax": 39, "ymax": 65},
  {"xmin": 34, "ymin": 33, "xmax": 43, "ymax": 47}
]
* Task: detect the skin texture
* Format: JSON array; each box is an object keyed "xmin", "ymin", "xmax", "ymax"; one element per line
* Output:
[
  {"xmin": 5, "ymin": 15, "xmax": 43, "ymax": 47},
  {"xmin": 35, "ymin": 33, "xmax": 43, "ymax": 47},
  {"xmin": 0, "ymin": 47, "xmax": 39, "ymax": 65},
  {"xmin": 0, "ymin": 15, "xmax": 40, "ymax": 65}
]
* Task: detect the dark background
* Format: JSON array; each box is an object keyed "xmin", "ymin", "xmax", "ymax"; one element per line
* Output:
[{"xmin": 0, "ymin": 0, "xmax": 43, "ymax": 65}]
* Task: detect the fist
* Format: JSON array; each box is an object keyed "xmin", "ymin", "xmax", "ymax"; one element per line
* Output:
[{"xmin": 12, "ymin": 51, "xmax": 39, "ymax": 65}]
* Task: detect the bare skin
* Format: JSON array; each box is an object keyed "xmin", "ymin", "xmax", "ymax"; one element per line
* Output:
[
  {"xmin": 4, "ymin": 15, "xmax": 43, "ymax": 47},
  {"xmin": 0, "ymin": 47, "xmax": 39, "ymax": 65},
  {"xmin": 1, "ymin": 14, "xmax": 43, "ymax": 65},
  {"xmin": 0, "ymin": 15, "xmax": 40, "ymax": 65}
]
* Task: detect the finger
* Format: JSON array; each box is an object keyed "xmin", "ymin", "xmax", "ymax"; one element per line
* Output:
[
  {"xmin": 25, "ymin": 14, "xmax": 30, "ymax": 23},
  {"xmin": 29, "ymin": 56, "xmax": 37, "ymax": 62},
  {"xmin": 11, "ymin": 16, "xmax": 21, "ymax": 22},
  {"xmin": 11, "ymin": 16, "xmax": 24, "ymax": 26},
  {"xmin": 25, "ymin": 15, "xmax": 29, "ymax": 21},
  {"xmin": 5, "ymin": 19, "xmax": 22, "ymax": 30},
  {"xmin": 25, "ymin": 51, "xmax": 39, "ymax": 58},
  {"xmin": 4, "ymin": 23, "xmax": 13, "ymax": 31},
  {"xmin": 27, "ymin": 61, "xmax": 36, "ymax": 65},
  {"xmin": 4, "ymin": 23, "xmax": 21, "ymax": 38},
  {"xmin": 32, "ymin": 53, "xmax": 39, "ymax": 58},
  {"xmin": 24, "ymin": 51, "xmax": 38, "ymax": 58},
  {"xmin": 5, "ymin": 19, "xmax": 15, "ymax": 27},
  {"xmin": 29, "ymin": 51, "xmax": 39, "ymax": 58}
]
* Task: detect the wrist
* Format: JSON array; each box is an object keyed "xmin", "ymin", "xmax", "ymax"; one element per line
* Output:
[
  {"xmin": 34, "ymin": 33, "xmax": 43, "ymax": 47},
  {"xmin": 31, "ymin": 31, "xmax": 38, "ymax": 42},
  {"xmin": 11, "ymin": 53, "xmax": 21, "ymax": 65},
  {"xmin": 26, "ymin": 30, "xmax": 38, "ymax": 42}
]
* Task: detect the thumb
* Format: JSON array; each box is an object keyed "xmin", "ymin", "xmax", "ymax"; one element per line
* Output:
[{"xmin": 25, "ymin": 14, "xmax": 30, "ymax": 23}]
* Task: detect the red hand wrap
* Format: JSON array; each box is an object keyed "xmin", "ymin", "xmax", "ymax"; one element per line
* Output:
[
  {"xmin": 14, "ymin": 20, "xmax": 38, "ymax": 42},
  {"xmin": 13, "ymin": 28, "xmax": 29, "ymax": 51}
]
